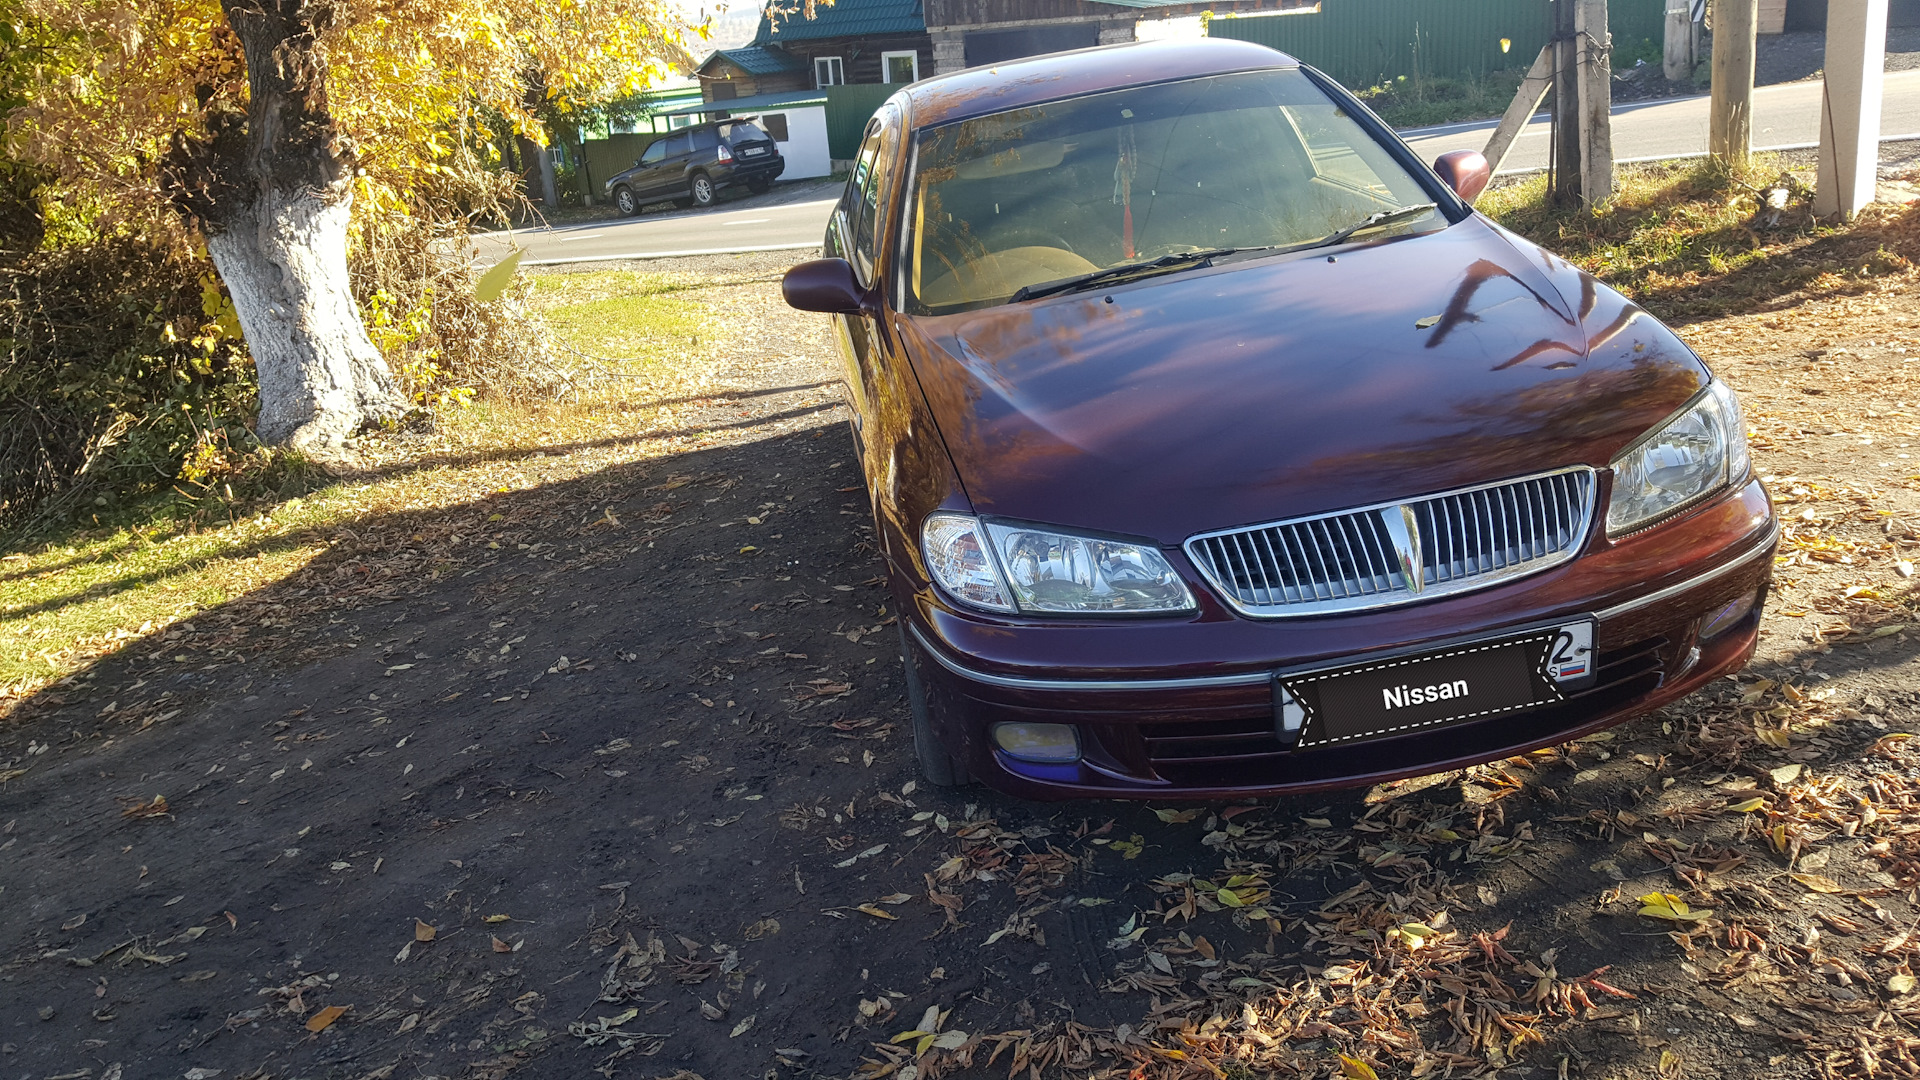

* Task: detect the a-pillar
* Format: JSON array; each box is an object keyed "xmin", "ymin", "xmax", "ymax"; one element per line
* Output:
[{"xmin": 1815, "ymin": 0, "xmax": 1888, "ymax": 219}]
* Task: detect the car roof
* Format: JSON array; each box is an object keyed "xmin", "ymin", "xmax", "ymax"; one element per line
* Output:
[{"xmin": 901, "ymin": 38, "xmax": 1300, "ymax": 131}]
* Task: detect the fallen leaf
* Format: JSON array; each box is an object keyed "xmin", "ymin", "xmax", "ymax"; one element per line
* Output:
[
  {"xmin": 1889, "ymin": 973, "xmax": 1917, "ymax": 995},
  {"xmin": 1153, "ymin": 808, "xmax": 1200, "ymax": 824},
  {"xmin": 1770, "ymin": 764, "xmax": 1804, "ymax": 785},
  {"xmin": 1638, "ymin": 892, "xmax": 1713, "ymax": 923},
  {"xmin": 305, "ymin": 1004, "xmax": 348, "ymax": 1032},
  {"xmin": 1338, "ymin": 1053, "xmax": 1381, "ymax": 1080},
  {"xmin": 484, "ymin": 914, "xmax": 511, "ymax": 924},
  {"xmin": 1726, "ymin": 797, "xmax": 1769, "ymax": 813},
  {"xmin": 121, "ymin": 795, "xmax": 169, "ymax": 820},
  {"xmin": 491, "ymin": 936, "xmax": 512, "ymax": 953},
  {"xmin": 730, "ymin": 1014, "xmax": 755, "ymax": 1037},
  {"xmin": 413, "ymin": 920, "xmax": 436, "ymax": 943},
  {"xmin": 856, "ymin": 904, "xmax": 898, "ymax": 920},
  {"xmin": 1791, "ymin": 872, "xmax": 1844, "ymax": 893}
]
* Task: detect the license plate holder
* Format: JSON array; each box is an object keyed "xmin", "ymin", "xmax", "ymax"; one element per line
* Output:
[{"xmin": 1275, "ymin": 620, "xmax": 1595, "ymax": 750}]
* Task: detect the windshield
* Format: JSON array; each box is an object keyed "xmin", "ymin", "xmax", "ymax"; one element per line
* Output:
[{"xmin": 901, "ymin": 68, "xmax": 1446, "ymax": 315}]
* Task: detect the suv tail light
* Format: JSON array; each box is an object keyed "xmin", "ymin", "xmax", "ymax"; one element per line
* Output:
[{"xmin": 716, "ymin": 143, "xmax": 734, "ymax": 163}]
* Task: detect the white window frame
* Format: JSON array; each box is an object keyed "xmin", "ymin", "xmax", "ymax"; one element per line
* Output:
[
  {"xmin": 814, "ymin": 55, "xmax": 844, "ymax": 87},
  {"xmin": 880, "ymin": 50, "xmax": 919, "ymax": 83}
]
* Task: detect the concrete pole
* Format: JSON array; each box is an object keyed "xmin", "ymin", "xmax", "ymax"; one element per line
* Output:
[
  {"xmin": 1577, "ymin": 0, "xmax": 1614, "ymax": 205},
  {"xmin": 1814, "ymin": 0, "xmax": 1888, "ymax": 219},
  {"xmin": 1709, "ymin": 0, "xmax": 1759, "ymax": 169},
  {"xmin": 1665, "ymin": 0, "xmax": 1695, "ymax": 81},
  {"xmin": 1551, "ymin": 0, "xmax": 1584, "ymax": 206}
]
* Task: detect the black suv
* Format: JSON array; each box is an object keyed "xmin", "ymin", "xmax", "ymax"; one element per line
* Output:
[{"xmin": 604, "ymin": 119, "xmax": 785, "ymax": 215}]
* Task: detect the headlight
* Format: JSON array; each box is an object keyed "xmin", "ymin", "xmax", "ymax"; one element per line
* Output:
[
  {"xmin": 1607, "ymin": 381, "xmax": 1750, "ymax": 536},
  {"xmin": 920, "ymin": 513, "xmax": 1194, "ymax": 615},
  {"xmin": 921, "ymin": 513, "xmax": 1015, "ymax": 612}
]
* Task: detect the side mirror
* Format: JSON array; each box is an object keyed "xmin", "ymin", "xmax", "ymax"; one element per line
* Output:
[
  {"xmin": 783, "ymin": 258, "xmax": 867, "ymax": 315},
  {"xmin": 1432, "ymin": 149, "xmax": 1492, "ymax": 205}
]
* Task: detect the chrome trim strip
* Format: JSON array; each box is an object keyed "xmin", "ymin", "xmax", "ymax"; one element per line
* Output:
[
  {"xmin": 1591, "ymin": 520, "xmax": 1780, "ymax": 621},
  {"xmin": 906, "ymin": 624, "xmax": 1272, "ymax": 691},
  {"xmin": 1185, "ymin": 466, "xmax": 1597, "ymax": 619},
  {"xmin": 908, "ymin": 519, "xmax": 1777, "ymax": 693}
]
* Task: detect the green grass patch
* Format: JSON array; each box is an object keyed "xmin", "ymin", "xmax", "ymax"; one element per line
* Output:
[
  {"xmin": 1356, "ymin": 68, "xmax": 1530, "ymax": 129},
  {"xmin": 528, "ymin": 269, "xmax": 716, "ymax": 377},
  {"xmin": 2, "ymin": 269, "xmax": 721, "ymax": 703},
  {"xmin": 1480, "ymin": 157, "xmax": 1920, "ymax": 323}
]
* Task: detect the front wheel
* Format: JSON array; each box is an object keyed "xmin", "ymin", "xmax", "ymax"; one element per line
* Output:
[
  {"xmin": 900, "ymin": 627, "xmax": 970, "ymax": 788},
  {"xmin": 612, "ymin": 186, "xmax": 638, "ymax": 217},
  {"xmin": 689, "ymin": 172, "xmax": 716, "ymax": 207}
]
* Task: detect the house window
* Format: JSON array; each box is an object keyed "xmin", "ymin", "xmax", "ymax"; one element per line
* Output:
[
  {"xmin": 814, "ymin": 55, "xmax": 844, "ymax": 87},
  {"xmin": 759, "ymin": 113, "xmax": 790, "ymax": 142},
  {"xmin": 711, "ymin": 81, "xmax": 737, "ymax": 101},
  {"xmin": 882, "ymin": 50, "xmax": 919, "ymax": 83}
]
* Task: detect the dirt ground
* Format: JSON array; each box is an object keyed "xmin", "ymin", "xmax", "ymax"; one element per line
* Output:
[{"xmin": 7, "ymin": 246, "xmax": 1920, "ymax": 1080}]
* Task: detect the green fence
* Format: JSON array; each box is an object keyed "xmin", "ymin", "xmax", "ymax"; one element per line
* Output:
[
  {"xmin": 822, "ymin": 84, "xmax": 897, "ymax": 159},
  {"xmin": 579, "ymin": 132, "xmax": 666, "ymax": 196},
  {"xmin": 1209, "ymin": 0, "xmax": 1665, "ymax": 89}
]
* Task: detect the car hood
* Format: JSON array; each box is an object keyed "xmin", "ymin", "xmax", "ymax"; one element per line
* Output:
[{"xmin": 896, "ymin": 215, "xmax": 1708, "ymax": 545}]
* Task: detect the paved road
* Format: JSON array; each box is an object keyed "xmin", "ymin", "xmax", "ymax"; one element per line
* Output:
[
  {"xmin": 469, "ymin": 190, "xmax": 838, "ymax": 267},
  {"xmin": 481, "ymin": 71, "xmax": 1920, "ymax": 266},
  {"xmin": 1403, "ymin": 68, "xmax": 1920, "ymax": 172}
]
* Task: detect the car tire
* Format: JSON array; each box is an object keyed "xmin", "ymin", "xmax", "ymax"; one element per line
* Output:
[
  {"xmin": 900, "ymin": 626, "xmax": 971, "ymax": 788},
  {"xmin": 746, "ymin": 177, "xmax": 771, "ymax": 195},
  {"xmin": 689, "ymin": 172, "xmax": 716, "ymax": 207},
  {"xmin": 612, "ymin": 186, "xmax": 638, "ymax": 217}
]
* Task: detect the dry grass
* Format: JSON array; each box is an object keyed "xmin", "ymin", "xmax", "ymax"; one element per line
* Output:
[{"xmin": 1480, "ymin": 157, "xmax": 1920, "ymax": 324}]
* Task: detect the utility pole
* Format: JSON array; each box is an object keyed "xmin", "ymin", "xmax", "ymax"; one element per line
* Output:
[
  {"xmin": 1551, "ymin": 0, "xmax": 1584, "ymax": 206},
  {"xmin": 1664, "ymin": 0, "xmax": 1695, "ymax": 81},
  {"xmin": 1577, "ymin": 0, "xmax": 1614, "ymax": 205},
  {"xmin": 1815, "ymin": 0, "xmax": 1888, "ymax": 219},
  {"xmin": 1709, "ymin": 0, "xmax": 1759, "ymax": 169}
]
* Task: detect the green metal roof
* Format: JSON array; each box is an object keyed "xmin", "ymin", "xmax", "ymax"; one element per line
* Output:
[
  {"xmin": 702, "ymin": 45, "xmax": 809, "ymax": 77},
  {"xmin": 754, "ymin": 0, "xmax": 926, "ymax": 44},
  {"xmin": 652, "ymin": 90, "xmax": 830, "ymax": 117}
]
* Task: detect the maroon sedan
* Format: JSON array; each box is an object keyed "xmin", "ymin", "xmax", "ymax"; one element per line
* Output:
[{"xmin": 783, "ymin": 38, "xmax": 1776, "ymax": 800}]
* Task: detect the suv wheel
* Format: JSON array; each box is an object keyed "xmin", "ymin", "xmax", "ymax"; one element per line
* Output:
[
  {"xmin": 612, "ymin": 186, "xmax": 638, "ymax": 216},
  {"xmin": 689, "ymin": 172, "xmax": 715, "ymax": 207},
  {"xmin": 746, "ymin": 176, "xmax": 772, "ymax": 195}
]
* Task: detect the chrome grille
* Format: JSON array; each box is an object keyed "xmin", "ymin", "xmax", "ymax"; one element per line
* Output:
[{"xmin": 1185, "ymin": 467, "xmax": 1596, "ymax": 617}]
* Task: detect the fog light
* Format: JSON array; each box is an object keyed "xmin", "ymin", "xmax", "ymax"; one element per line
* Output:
[
  {"xmin": 1701, "ymin": 591, "xmax": 1758, "ymax": 639},
  {"xmin": 992, "ymin": 722, "xmax": 1081, "ymax": 763}
]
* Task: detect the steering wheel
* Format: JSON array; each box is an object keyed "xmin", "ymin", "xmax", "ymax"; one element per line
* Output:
[{"xmin": 997, "ymin": 226, "xmax": 1080, "ymax": 254}]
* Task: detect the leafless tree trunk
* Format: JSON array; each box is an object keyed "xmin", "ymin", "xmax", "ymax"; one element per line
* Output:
[{"xmin": 165, "ymin": 0, "xmax": 405, "ymax": 454}]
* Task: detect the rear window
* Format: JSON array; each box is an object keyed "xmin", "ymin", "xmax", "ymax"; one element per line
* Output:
[{"xmin": 722, "ymin": 122, "xmax": 770, "ymax": 144}]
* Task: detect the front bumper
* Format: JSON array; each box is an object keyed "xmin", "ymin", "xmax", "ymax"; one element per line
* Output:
[{"xmin": 904, "ymin": 480, "xmax": 1777, "ymax": 801}]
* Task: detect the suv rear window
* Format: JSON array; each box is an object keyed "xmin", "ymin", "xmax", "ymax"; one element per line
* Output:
[{"xmin": 722, "ymin": 122, "xmax": 770, "ymax": 145}]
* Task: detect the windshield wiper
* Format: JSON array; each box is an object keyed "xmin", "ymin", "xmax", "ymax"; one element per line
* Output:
[
  {"xmin": 1307, "ymin": 202, "xmax": 1438, "ymax": 252},
  {"xmin": 1010, "ymin": 248, "xmax": 1237, "ymax": 303}
]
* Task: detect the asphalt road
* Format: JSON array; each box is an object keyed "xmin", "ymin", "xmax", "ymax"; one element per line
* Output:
[
  {"xmin": 480, "ymin": 71, "xmax": 1920, "ymax": 266},
  {"xmin": 1402, "ymin": 67, "xmax": 1920, "ymax": 172},
  {"xmin": 470, "ymin": 191, "xmax": 837, "ymax": 267}
]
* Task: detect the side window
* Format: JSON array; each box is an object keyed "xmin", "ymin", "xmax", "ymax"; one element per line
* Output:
[
  {"xmin": 691, "ymin": 128, "xmax": 719, "ymax": 152},
  {"xmin": 849, "ymin": 108, "xmax": 901, "ymax": 286},
  {"xmin": 838, "ymin": 125, "xmax": 881, "ymax": 262},
  {"xmin": 664, "ymin": 132, "xmax": 692, "ymax": 157},
  {"xmin": 640, "ymin": 139, "xmax": 667, "ymax": 166}
]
